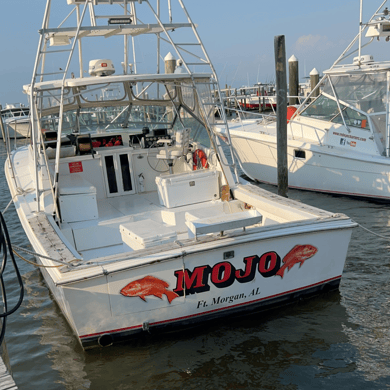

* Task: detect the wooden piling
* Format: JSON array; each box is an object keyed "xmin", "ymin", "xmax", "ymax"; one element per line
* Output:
[
  {"xmin": 260, "ymin": 86, "xmax": 264, "ymax": 113},
  {"xmin": 274, "ymin": 35, "xmax": 288, "ymax": 198},
  {"xmin": 0, "ymin": 105, "xmax": 6, "ymax": 143},
  {"xmin": 310, "ymin": 68, "xmax": 320, "ymax": 98},
  {"xmin": 164, "ymin": 53, "xmax": 176, "ymax": 122},
  {"xmin": 164, "ymin": 52, "xmax": 176, "ymax": 74},
  {"xmin": 288, "ymin": 55, "xmax": 299, "ymax": 106}
]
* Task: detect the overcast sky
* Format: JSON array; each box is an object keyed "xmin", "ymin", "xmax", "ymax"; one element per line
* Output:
[{"xmin": 0, "ymin": 0, "xmax": 388, "ymax": 106}]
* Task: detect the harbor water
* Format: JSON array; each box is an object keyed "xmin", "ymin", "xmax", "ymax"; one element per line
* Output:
[{"xmin": 1, "ymin": 140, "xmax": 390, "ymax": 389}]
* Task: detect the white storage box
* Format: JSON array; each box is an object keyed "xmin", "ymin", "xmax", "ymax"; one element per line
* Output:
[
  {"xmin": 120, "ymin": 219, "xmax": 177, "ymax": 250},
  {"xmin": 58, "ymin": 175, "xmax": 98, "ymax": 223},
  {"xmin": 185, "ymin": 209, "xmax": 263, "ymax": 238},
  {"xmin": 156, "ymin": 169, "xmax": 220, "ymax": 208}
]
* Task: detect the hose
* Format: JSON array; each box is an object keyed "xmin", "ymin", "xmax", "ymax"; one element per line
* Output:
[{"xmin": 0, "ymin": 211, "xmax": 24, "ymax": 345}]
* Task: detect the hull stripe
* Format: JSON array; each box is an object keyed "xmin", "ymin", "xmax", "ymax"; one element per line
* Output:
[{"xmin": 80, "ymin": 275, "xmax": 341, "ymax": 340}]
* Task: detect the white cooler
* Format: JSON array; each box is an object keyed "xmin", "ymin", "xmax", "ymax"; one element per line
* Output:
[
  {"xmin": 155, "ymin": 169, "xmax": 220, "ymax": 208},
  {"xmin": 120, "ymin": 219, "xmax": 177, "ymax": 250}
]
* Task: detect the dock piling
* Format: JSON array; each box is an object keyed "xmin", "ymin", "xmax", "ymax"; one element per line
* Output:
[
  {"xmin": 164, "ymin": 52, "xmax": 176, "ymax": 74},
  {"xmin": 288, "ymin": 55, "xmax": 299, "ymax": 106},
  {"xmin": 310, "ymin": 68, "xmax": 320, "ymax": 98},
  {"xmin": 0, "ymin": 105, "xmax": 6, "ymax": 144},
  {"xmin": 274, "ymin": 35, "xmax": 288, "ymax": 198}
]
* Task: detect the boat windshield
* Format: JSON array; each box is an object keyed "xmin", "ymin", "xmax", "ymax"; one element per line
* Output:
[
  {"xmin": 38, "ymin": 78, "xmax": 214, "ymax": 148},
  {"xmin": 301, "ymin": 72, "xmax": 389, "ymax": 130},
  {"xmin": 300, "ymin": 94, "xmax": 370, "ymax": 129},
  {"xmin": 324, "ymin": 73, "xmax": 387, "ymax": 114}
]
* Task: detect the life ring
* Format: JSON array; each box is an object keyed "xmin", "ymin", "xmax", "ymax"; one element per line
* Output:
[
  {"xmin": 287, "ymin": 106, "xmax": 298, "ymax": 123},
  {"xmin": 193, "ymin": 149, "xmax": 209, "ymax": 170}
]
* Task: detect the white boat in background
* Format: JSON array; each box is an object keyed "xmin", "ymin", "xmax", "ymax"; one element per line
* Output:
[
  {"xmin": 236, "ymin": 84, "xmax": 277, "ymax": 111},
  {"xmin": 1, "ymin": 103, "xmax": 30, "ymax": 139},
  {"xmin": 219, "ymin": 2, "xmax": 390, "ymax": 201},
  {"xmin": 5, "ymin": 0, "xmax": 356, "ymax": 349}
]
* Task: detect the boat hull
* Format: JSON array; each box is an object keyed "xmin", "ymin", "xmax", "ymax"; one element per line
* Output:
[
  {"xmin": 231, "ymin": 134, "xmax": 390, "ymax": 200},
  {"xmin": 36, "ymin": 225, "xmax": 351, "ymax": 348},
  {"xmin": 1, "ymin": 121, "xmax": 30, "ymax": 139}
]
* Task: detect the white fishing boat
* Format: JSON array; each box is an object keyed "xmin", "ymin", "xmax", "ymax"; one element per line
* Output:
[
  {"xmin": 0, "ymin": 103, "xmax": 30, "ymax": 139},
  {"xmin": 218, "ymin": 2, "xmax": 390, "ymax": 201},
  {"xmin": 5, "ymin": 0, "xmax": 356, "ymax": 349}
]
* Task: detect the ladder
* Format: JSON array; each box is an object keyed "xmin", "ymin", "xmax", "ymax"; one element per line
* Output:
[{"xmin": 30, "ymin": 0, "xmax": 90, "ymax": 216}]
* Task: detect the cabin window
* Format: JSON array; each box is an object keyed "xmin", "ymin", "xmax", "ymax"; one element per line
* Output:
[
  {"xmin": 173, "ymin": 117, "xmax": 211, "ymax": 149},
  {"xmin": 38, "ymin": 87, "xmax": 75, "ymax": 110},
  {"xmin": 300, "ymin": 95, "xmax": 339, "ymax": 121},
  {"xmin": 79, "ymin": 83, "xmax": 126, "ymax": 102},
  {"xmin": 331, "ymin": 107, "xmax": 370, "ymax": 130},
  {"xmin": 40, "ymin": 114, "xmax": 74, "ymax": 134},
  {"xmin": 294, "ymin": 150, "xmax": 306, "ymax": 159}
]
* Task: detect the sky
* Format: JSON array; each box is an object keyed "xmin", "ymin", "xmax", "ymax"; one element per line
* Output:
[{"xmin": 0, "ymin": 0, "xmax": 388, "ymax": 106}]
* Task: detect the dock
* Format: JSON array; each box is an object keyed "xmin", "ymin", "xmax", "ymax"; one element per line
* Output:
[{"xmin": 0, "ymin": 341, "xmax": 17, "ymax": 390}]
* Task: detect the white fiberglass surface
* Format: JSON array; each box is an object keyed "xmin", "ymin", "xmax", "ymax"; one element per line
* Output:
[{"xmin": 66, "ymin": 192, "xmax": 215, "ymax": 260}]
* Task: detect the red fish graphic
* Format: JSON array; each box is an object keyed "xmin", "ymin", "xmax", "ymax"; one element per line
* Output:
[
  {"xmin": 120, "ymin": 275, "xmax": 179, "ymax": 303},
  {"xmin": 276, "ymin": 244, "xmax": 318, "ymax": 278}
]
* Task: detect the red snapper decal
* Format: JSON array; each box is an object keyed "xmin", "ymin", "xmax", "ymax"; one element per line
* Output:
[
  {"xmin": 120, "ymin": 275, "xmax": 179, "ymax": 303},
  {"xmin": 276, "ymin": 245, "xmax": 318, "ymax": 278}
]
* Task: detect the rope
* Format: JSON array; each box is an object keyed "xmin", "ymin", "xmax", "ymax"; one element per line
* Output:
[
  {"xmin": 12, "ymin": 249, "xmax": 62, "ymax": 269},
  {"xmin": 2, "ymin": 187, "xmax": 35, "ymax": 215},
  {"xmin": 358, "ymin": 223, "xmax": 389, "ymax": 240},
  {"xmin": 12, "ymin": 244, "xmax": 81, "ymax": 266}
]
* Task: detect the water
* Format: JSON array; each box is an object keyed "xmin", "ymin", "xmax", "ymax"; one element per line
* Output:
[{"xmin": 1, "ymin": 140, "xmax": 390, "ymax": 389}]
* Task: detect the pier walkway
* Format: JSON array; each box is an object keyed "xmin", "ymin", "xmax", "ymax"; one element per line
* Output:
[{"xmin": 0, "ymin": 342, "xmax": 17, "ymax": 390}]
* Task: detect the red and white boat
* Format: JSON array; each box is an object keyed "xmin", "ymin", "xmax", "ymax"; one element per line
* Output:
[{"xmin": 236, "ymin": 85, "xmax": 277, "ymax": 111}]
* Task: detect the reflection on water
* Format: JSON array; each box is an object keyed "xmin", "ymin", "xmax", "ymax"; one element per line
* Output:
[
  {"xmin": 1, "ymin": 141, "xmax": 390, "ymax": 389},
  {"xmin": 79, "ymin": 293, "xmax": 355, "ymax": 390}
]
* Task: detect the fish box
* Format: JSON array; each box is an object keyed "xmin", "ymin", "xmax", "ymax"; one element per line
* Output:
[
  {"xmin": 58, "ymin": 175, "xmax": 98, "ymax": 223},
  {"xmin": 155, "ymin": 169, "xmax": 220, "ymax": 208},
  {"xmin": 120, "ymin": 219, "xmax": 177, "ymax": 250}
]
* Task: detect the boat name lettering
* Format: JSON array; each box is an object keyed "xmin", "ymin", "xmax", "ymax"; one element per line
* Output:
[
  {"xmin": 173, "ymin": 251, "xmax": 281, "ymax": 297},
  {"xmin": 332, "ymin": 132, "xmax": 366, "ymax": 142}
]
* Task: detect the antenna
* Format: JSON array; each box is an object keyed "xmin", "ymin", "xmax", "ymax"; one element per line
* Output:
[{"xmin": 358, "ymin": 0, "xmax": 363, "ymax": 63}]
